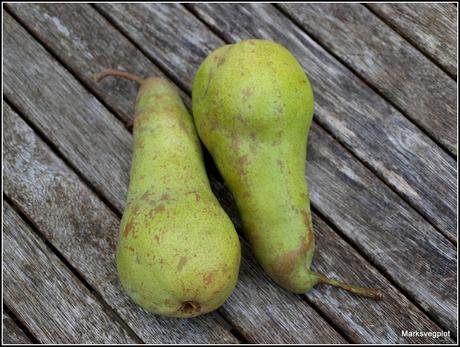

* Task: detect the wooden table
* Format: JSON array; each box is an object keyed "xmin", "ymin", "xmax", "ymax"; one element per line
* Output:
[{"xmin": 3, "ymin": 3, "xmax": 457, "ymax": 344}]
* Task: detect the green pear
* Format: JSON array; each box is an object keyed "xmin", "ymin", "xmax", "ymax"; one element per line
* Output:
[
  {"xmin": 94, "ymin": 69, "xmax": 241, "ymax": 317},
  {"xmin": 192, "ymin": 40, "xmax": 382, "ymax": 299}
]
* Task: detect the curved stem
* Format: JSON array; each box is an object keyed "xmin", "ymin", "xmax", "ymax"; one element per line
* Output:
[
  {"xmin": 92, "ymin": 68, "xmax": 144, "ymax": 85},
  {"xmin": 314, "ymin": 272, "xmax": 383, "ymax": 300}
]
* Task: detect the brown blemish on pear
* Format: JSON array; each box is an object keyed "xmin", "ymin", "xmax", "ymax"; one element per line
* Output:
[{"xmin": 177, "ymin": 256, "xmax": 188, "ymax": 272}]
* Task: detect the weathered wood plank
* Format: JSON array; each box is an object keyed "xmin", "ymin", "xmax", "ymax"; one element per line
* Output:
[
  {"xmin": 95, "ymin": 3, "xmax": 457, "ymax": 242},
  {"xmin": 367, "ymin": 3, "xmax": 457, "ymax": 78},
  {"xmin": 307, "ymin": 216, "xmax": 454, "ymax": 344},
  {"xmin": 3, "ymin": 11, "xmax": 130, "ymax": 213},
  {"xmin": 94, "ymin": 3, "xmax": 457, "ymax": 332},
  {"xmin": 307, "ymin": 125, "xmax": 457, "ymax": 334},
  {"xmin": 3, "ymin": 104, "xmax": 344, "ymax": 343},
  {"xmin": 4, "ymin": 3, "xmax": 189, "ymax": 127},
  {"xmin": 4, "ymin": 9, "xmax": 457, "ymax": 341},
  {"xmin": 2, "ymin": 310, "xmax": 33, "ymax": 344},
  {"xmin": 279, "ymin": 3, "xmax": 457, "ymax": 155},
  {"xmin": 3, "ymin": 202, "xmax": 139, "ymax": 344}
]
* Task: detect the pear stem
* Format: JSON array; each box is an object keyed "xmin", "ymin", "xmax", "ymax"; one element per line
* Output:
[
  {"xmin": 314, "ymin": 272, "xmax": 383, "ymax": 300},
  {"xmin": 92, "ymin": 69, "xmax": 146, "ymax": 130},
  {"xmin": 92, "ymin": 68, "xmax": 144, "ymax": 85}
]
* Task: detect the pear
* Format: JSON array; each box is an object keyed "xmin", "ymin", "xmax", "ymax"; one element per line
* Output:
[
  {"xmin": 94, "ymin": 70, "xmax": 241, "ymax": 317},
  {"xmin": 192, "ymin": 40, "xmax": 382, "ymax": 299}
]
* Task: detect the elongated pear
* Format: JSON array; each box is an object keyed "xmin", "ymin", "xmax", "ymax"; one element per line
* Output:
[
  {"xmin": 94, "ymin": 69, "xmax": 241, "ymax": 317},
  {"xmin": 192, "ymin": 40, "xmax": 382, "ymax": 299}
]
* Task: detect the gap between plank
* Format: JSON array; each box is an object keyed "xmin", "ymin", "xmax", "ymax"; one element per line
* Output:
[
  {"xmin": 6, "ymin": 6, "xmax": 454, "ymax": 339},
  {"xmin": 3, "ymin": 195, "xmax": 145, "ymax": 344},
  {"xmin": 3, "ymin": 304, "xmax": 40, "ymax": 344},
  {"xmin": 183, "ymin": 4, "xmax": 457, "ymax": 246},
  {"xmin": 363, "ymin": 4, "xmax": 457, "ymax": 81},
  {"xmin": 273, "ymin": 3, "xmax": 457, "ymax": 160}
]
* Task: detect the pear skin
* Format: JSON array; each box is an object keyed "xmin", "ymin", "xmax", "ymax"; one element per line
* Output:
[
  {"xmin": 192, "ymin": 40, "xmax": 382, "ymax": 299},
  {"xmin": 94, "ymin": 70, "xmax": 241, "ymax": 317}
]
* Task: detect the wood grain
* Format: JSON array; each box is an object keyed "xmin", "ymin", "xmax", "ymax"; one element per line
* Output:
[
  {"xmin": 3, "ymin": 202, "xmax": 138, "ymax": 344},
  {"xmin": 97, "ymin": 2, "xmax": 457, "ymax": 243},
  {"xmin": 4, "ymin": 3, "xmax": 189, "ymax": 127},
  {"xmin": 2, "ymin": 310, "xmax": 33, "ymax": 344},
  {"xmin": 307, "ymin": 216, "xmax": 453, "ymax": 344},
  {"xmin": 367, "ymin": 3, "xmax": 457, "ymax": 78},
  {"xmin": 2, "ymin": 103, "xmax": 239, "ymax": 344},
  {"xmin": 2, "ymin": 104, "xmax": 346, "ymax": 343},
  {"xmin": 3, "ymin": 11, "xmax": 131, "ymax": 213},
  {"xmin": 279, "ymin": 3, "xmax": 457, "ymax": 155},
  {"xmin": 3, "ymin": 9, "xmax": 457, "ymax": 341},
  {"xmin": 307, "ymin": 124, "xmax": 457, "ymax": 334},
  {"xmin": 95, "ymin": 3, "xmax": 220, "ymax": 92}
]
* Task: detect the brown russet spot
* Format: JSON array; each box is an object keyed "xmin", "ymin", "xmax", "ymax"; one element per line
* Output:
[
  {"xmin": 159, "ymin": 193, "xmax": 171, "ymax": 202},
  {"xmin": 148, "ymin": 204, "xmax": 165, "ymax": 219},
  {"xmin": 134, "ymin": 113, "xmax": 151, "ymax": 129},
  {"xmin": 277, "ymin": 159, "xmax": 284, "ymax": 170},
  {"xmin": 153, "ymin": 234, "xmax": 160, "ymax": 244},
  {"xmin": 181, "ymin": 283, "xmax": 193, "ymax": 294},
  {"xmin": 213, "ymin": 53, "xmax": 227, "ymax": 67},
  {"xmin": 230, "ymin": 131, "xmax": 241, "ymax": 150},
  {"xmin": 185, "ymin": 191, "xmax": 201, "ymax": 202},
  {"xmin": 154, "ymin": 205, "xmax": 166, "ymax": 213},
  {"xmin": 238, "ymin": 154, "xmax": 249, "ymax": 166},
  {"xmin": 242, "ymin": 87, "xmax": 253, "ymax": 101},
  {"xmin": 141, "ymin": 191, "xmax": 154, "ymax": 201},
  {"xmin": 237, "ymin": 154, "xmax": 249, "ymax": 177},
  {"xmin": 136, "ymin": 138, "xmax": 146, "ymax": 149},
  {"xmin": 123, "ymin": 219, "xmax": 135, "ymax": 238},
  {"xmin": 177, "ymin": 256, "xmax": 188, "ymax": 272},
  {"xmin": 203, "ymin": 272, "xmax": 215, "ymax": 286},
  {"xmin": 178, "ymin": 118, "xmax": 189, "ymax": 134},
  {"xmin": 300, "ymin": 210, "xmax": 313, "ymax": 234},
  {"xmin": 209, "ymin": 115, "xmax": 219, "ymax": 131},
  {"xmin": 242, "ymin": 191, "xmax": 251, "ymax": 198},
  {"xmin": 272, "ymin": 138, "xmax": 282, "ymax": 146},
  {"xmin": 271, "ymin": 237, "xmax": 310, "ymax": 285}
]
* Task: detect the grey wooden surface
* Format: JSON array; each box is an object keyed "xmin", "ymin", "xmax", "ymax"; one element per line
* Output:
[
  {"xmin": 3, "ymin": 3, "xmax": 457, "ymax": 344},
  {"xmin": 2, "ymin": 310, "xmax": 32, "ymax": 345}
]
